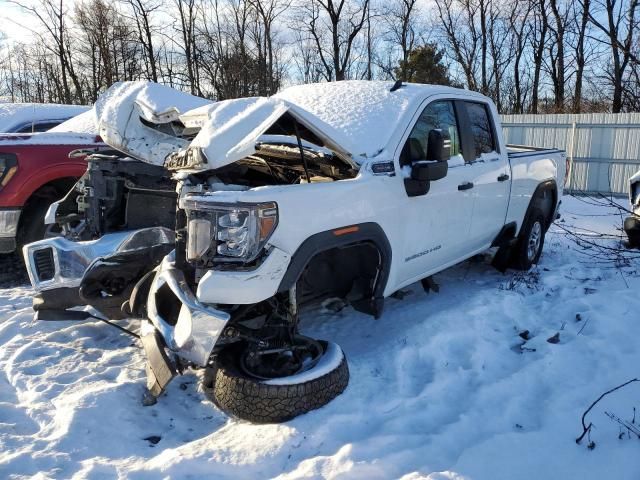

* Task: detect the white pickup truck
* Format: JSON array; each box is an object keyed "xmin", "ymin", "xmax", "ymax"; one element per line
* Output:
[{"xmin": 24, "ymin": 81, "xmax": 565, "ymax": 423}]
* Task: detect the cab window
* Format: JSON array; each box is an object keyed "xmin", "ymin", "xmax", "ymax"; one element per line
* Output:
[
  {"xmin": 400, "ymin": 100, "xmax": 461, "ymax": 166},
  {"xmin": 14, "ymin": 120, "xmax": 65, "ymax": 133},
  {"xmin": 464, "ymin": 102, "xmax": 496, "ymax": 157}
]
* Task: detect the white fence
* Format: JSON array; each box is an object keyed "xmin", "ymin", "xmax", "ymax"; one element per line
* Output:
[{"xmin": 501, "ymin": 113, "xmax": 640, "ymax": 197}]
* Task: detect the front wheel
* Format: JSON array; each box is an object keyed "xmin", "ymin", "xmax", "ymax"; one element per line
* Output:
[
  {"xmin": 204, "ymin": 338, "xmax": 349, "ymax": 423},
  {"xmin": 510, "ymin": 208, "xmax": 546, "ymax": 270}
]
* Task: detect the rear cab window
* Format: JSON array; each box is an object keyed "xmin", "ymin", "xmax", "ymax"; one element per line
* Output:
[{"xmin": 464, "ymin": 101, "xmax": 497, "ymax": 160}]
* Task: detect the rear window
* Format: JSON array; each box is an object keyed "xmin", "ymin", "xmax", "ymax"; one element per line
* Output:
[
  {"xmin": 14, "ymin": 120, "xmax": 65, "ymax": 133},
  {"xmin": 465, "ymin": 102, "xmax": 495, "ymax": 157}
]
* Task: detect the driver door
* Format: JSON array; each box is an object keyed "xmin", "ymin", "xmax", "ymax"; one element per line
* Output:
[{"xmin": 397, "ymin": 100, "xmax": 476, "ymax": 286}]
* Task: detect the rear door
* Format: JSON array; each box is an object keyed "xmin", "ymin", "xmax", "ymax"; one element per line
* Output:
[{"xmin": 459, "ymin": 101, "xmax": 510, "ymax": 248}]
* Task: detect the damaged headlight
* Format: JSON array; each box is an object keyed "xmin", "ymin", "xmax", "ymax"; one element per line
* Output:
[{"xmin": 182, "ymin": 198, "xmax": 278, "ymax": 263}]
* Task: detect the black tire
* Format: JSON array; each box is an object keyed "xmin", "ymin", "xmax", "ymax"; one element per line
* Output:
[
  {"xmin": 206, "ymin": 341, "xmax": 349, "ymax": 423},
  {"xmin": 510, "ymin": 207, "xmax": 546, "ymax": 270},
  {"xmin": 17, "ymin": 199, "xmax": 58, "ymax": 253}
]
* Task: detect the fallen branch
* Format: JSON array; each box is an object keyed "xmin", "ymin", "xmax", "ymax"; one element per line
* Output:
[
  {"xmin": 576, "ymin": 378, "xmax": 640, "ymax": 445},
  {"xmin": 605, "ymin": 411, "xmax": 640, "ymax": 439}
]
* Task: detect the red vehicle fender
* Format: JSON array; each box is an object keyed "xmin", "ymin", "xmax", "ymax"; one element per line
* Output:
[{"xmin": 0, "ymin": 141, "xmax": 99, "ymax": 208}]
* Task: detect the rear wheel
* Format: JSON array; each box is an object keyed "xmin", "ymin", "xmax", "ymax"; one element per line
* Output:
[
  {"xmin": 510, "ymin": 208, "xmax": 546, "ymax": 270},
  {"xmin": 205, "ymin": 338, "xmax": 349, "ymax": 423}
]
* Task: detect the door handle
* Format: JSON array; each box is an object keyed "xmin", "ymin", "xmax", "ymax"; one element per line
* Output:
[
  {"xmin": 458, "ymin": 182, "xmax": 474, "ymax": 191},
  {"xmin": 498, "ymin": 173, "xmax": 510, "ymax": 182}
]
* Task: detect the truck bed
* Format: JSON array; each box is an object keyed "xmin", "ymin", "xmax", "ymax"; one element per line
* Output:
[{"xmin": 506, "ymin": 144, "xmax": 565, "ymax": 159}]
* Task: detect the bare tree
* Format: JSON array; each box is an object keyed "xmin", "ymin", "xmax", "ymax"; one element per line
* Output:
[
  {"xmin": 299, "ymin": 0, "xmax": 370, "ymax": 81},
  {"xmin": 174, "ymin": 0, "xmax": 201, "ymax": 95},
  {"xmin": 382, "ymin": 0, "xmax": 421, "ymax": 79},
  {"xmin": 123, "ymin": 0, "xmax": 161, "ymax": 82},
  {"xmin": 588, "ymin": 0, "xmax": 640, "ymax": 112},
  {"xmin": 508, "ymin": 0, "xmax": 533, "ymax": 113},
  {"xmin": 10, "ymin": 0, "xmax": 84, "ymax": 103},
  {"xmin": 573, "ymin": 0, "xmax": 591, "ymax": 112},
  {"xmin": 546, "ymin": 0, "xmax": 570, "ymax": 111},
  {"xmin": 530, "ymin": 0, "xmax": 549, "ymax": 113}
]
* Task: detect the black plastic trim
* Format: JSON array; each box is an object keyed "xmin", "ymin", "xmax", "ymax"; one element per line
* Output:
[
  {"xmin": 524, "ymin": 179, "xmax": 559, "ymax": 232},
  {"xmin": 491, "ymin": 221, "xmax": 517, "ymax": 247},
  {"xmin": 277, "ymin": 222, "xmax": 392, "ymax": 303},
  {"xmin": 0, "ymin": 236, "xmax": 16, "ymax": 254}
]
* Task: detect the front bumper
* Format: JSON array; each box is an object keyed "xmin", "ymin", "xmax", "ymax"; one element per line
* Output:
[
  {"xmin": 0, "ymin": 209, "xmax": 21, "ymax": 253},
  {"xmin": 23, "ymin": 227, "xmax": 174, "ymax": 291},
  {"xmin": 147, "ymin": 255, "xmax": 231, "ymax": 366},
  {"xmin": 24, "ymin": 227, "xmax": 175, "ymax": 319}
]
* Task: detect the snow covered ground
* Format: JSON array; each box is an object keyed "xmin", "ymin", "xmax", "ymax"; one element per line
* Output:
[{"xmin": 1, "ymin": 195, "xmax": 639, "ymax": 479}]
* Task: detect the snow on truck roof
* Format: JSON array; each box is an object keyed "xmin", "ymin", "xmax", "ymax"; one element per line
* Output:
[
  {"xmin": 94, "ymin": 80, "xmax": 487, "ymax": 171},
  {"xmin": 276, "ymin": 81, "xmax": 467, "ymax": 158},
  {"xmin": 0, "ymin": 102, "xmax": 90, "ymax": 133}
]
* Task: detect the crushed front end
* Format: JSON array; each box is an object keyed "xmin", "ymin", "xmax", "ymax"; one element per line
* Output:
[{"xmin": 23, "ymin": 151, "xmax": 177, "ymax": 320}]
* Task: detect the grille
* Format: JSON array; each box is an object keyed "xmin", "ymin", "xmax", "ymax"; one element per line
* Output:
[{"xmin": 33, "ymin": 248, "xmax": 55, "ymax": 281}]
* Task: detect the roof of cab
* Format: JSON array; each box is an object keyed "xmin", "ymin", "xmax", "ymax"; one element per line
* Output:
[
  {"xmin": 0, "ymin": 103, "xmax": 90, "ymax": 133},
  {"xmin": 276, "ymin": 80, "xmax": 485, "ymax": 159}
]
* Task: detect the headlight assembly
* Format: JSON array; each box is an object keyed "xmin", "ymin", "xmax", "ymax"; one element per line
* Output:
[{"xmin": 182, "ymin": 197, "xmax": 278, "ymax": 264}]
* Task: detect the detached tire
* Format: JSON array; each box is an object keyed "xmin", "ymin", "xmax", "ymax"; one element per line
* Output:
[
  {"xmin": 206, "ymin": 341, "xmax": 349, "ymax": 423},
  {"xmin": 510, "ymin": 207, "xmax": 546, "ymax": 270}
]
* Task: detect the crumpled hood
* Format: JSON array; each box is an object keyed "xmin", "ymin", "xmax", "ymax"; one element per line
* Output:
[
  {"xmin": 171, "ymin": 97, "xmax": 356, "ymax": 171},
  {"xmin": 94, "ymin": 81, "xmax": 213, "ymax": 165},
  {"xmin": 95, "ymin": 81, "xmax": 356, "ymax": 171}
]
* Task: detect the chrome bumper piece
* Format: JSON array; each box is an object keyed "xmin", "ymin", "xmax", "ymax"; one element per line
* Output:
[
  {"xmin": 0, "ymin": 208, "xmax": 21, "ymax": 237},
  {"xmin": 147, "ymin": 254, "xmax": 230, "ymax": 366},
  {"xmin": 23, "ymin": 227, "xmax": 175, "ymax": 291}
]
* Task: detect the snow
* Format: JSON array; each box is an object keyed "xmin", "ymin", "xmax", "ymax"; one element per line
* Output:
[
  {"xmin": 1, "ymin": 195, "xmax": 640, "ymax": 479},
  {"xmin": 264, "ymin": 342, "xmax": 344, "ymax": 386},
  {"xmin": 94, "ymin": 81, "xmax": 213, "ymax": 165},
  {"xmin": 0, "ymin": 132, "xmax": 101, "ymax": 145},
  {"xmin": 0, "ymin": 103, "xmax": 89, "ymax": 133},
  {"xmin": 276, "ymin": 81, "xmax": 473, "ymax": 159},
  {"xmin": 93, "ymin": 81, "xmax": 479, "ymax": 169},
  {"xmin": 48, "ymin": 109, "xmax": 98, "ymax": 135}
]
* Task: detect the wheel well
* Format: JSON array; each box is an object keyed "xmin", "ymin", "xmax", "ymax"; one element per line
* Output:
[
  {"xmin": 278, "ymin": 222, "xmax": 392, "ymax": 317},
  {"xmin": 18, "ymin": 177, "xmax": 78, "ymax": 235},
  {"xmin": 531, "ymin": 180, "xmax": 558, "ymax": 231},
  {"xmin": 297, "ymin": 242, "xmax": 381, "ymax": 306}
]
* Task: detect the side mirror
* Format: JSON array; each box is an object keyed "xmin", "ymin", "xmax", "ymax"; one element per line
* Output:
[
  {"xmin": 411, "ymin": 160, "xmax": 448, "ymax": 182},
  {"xmin": 426, "ymin": 129, "xmax": 449, "ymax": 162},
  {"xmin": 403, "ymin": 129, "xmax": 449, "ymax": 197}
]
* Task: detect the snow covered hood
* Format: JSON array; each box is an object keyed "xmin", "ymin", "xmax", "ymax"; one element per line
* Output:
[
  {"xmin": 95, "ymin": 81, "xmax": 356, "ymax": 171},
  {"xmin": 94, "ymin": 81, "xmax": 213, "ymax": 165},
  {"xmin": 168, "ymin": 96, "xmax": 356, "ymax": 170}
]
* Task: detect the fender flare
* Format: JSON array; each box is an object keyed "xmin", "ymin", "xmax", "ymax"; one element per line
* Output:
[
  {"xmin": 277, "ymin": 222, "xmax": 392, "ymax": 305},
  {"xmin": 523, "ymin": 179, "xmax": 559, "ymax": 233}
]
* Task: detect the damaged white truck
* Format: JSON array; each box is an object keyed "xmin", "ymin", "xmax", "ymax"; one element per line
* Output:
[{"xmin": 24, "ymin": 81, "xmax": 565, "ymax": 423}]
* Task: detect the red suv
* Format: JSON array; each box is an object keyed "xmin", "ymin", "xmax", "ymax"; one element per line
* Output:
[{"xmin": 0, "ymin": 112, "xmax": 102, "ymax": 253}]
